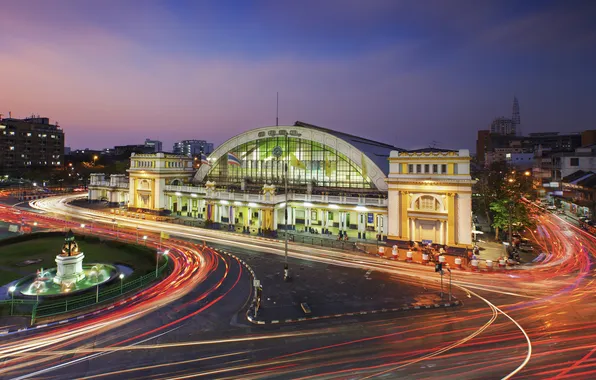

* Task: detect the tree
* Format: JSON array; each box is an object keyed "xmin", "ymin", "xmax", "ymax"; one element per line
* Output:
[{"xmin": 490, "ymin": 198, "xmax": 536, "ymax": 241}]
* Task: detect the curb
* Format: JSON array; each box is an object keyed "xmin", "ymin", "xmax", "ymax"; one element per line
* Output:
[{"xmin": 246, "ymin": 299, "xmax": 462, "ymax": 325}]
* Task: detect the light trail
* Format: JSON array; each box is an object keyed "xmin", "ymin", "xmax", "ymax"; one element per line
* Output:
[{"xmin": 0, "ymin": 194, "xmax": 595, "ymax": 379}]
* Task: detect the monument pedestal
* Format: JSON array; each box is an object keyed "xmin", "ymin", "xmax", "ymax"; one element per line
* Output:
[{"xmin": 54, "ymin": 253, "xmax": 85, "ymax": 284}]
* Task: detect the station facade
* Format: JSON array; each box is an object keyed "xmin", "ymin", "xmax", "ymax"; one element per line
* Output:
[{"xmin": 88, "ymin": 122, "xmax": 474, "ymax": 246}]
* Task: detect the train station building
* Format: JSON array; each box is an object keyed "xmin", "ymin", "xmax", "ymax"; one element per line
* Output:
[{"xmin": 88, "ymin": 121, "xmax": 474, "ymax": 247}]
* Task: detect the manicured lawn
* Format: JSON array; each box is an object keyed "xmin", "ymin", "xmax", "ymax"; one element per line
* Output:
[{"xmin": 0, "ymin": 234, "xmax": 157, "ymax": 285}]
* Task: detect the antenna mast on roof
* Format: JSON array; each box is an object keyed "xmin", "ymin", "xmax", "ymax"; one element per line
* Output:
[
  {"xmin": 276, "ymin": 92, "xmax": 279, "ymax": 126},
  {"xmin": 430, "ymin": 140, "xmax": 439, "ymax": 149}
]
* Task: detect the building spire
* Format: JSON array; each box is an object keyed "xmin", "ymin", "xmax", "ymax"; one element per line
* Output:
[{"xmin": 512, "ymin": 96, "xmax": 521, "ymax": 135}]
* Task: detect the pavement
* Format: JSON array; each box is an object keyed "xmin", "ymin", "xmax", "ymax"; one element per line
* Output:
[{"xmin": 211, "ymin": 243, "xmax": 455, "ymax": 324}]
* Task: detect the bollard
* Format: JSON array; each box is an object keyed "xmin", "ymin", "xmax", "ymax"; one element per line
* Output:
[
  {"xmin": 378, "ymin": 246, "xmax": 385, "ymax": 257},
  {"xmin": 454, "ymin": 257, "xmax": 462, "ymax": 269},
  {"xmin": 406, "ymin": 250, "xmax": 413, "ymax": 262},
  {"xmin": 422, "ymin": 253, "xmax": 429, "ymax": 264},
  {"xmin": 439, "ymin": 255, "xmax": 446, "ymax": 264},
  {"xmin": 391, "ymin": 245, "xmax": 398, "ymax": 260},
  {"xmin": 471, "ymin": 259, "xmax": 479, "ymax": 271},
  {"xmin": 485, "ymin": 260, "xmax": 493, "ymax": 271},
  {"xmin": 499, "ymin": 259, "xmax": 506, "ymax": 268}
]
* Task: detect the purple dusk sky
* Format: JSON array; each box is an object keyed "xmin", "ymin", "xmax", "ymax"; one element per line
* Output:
[{"xmin": 1, "ymin": 0, "xmax": 595, "ymax": 152}]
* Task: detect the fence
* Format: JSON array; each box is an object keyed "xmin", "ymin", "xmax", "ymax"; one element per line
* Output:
[{"xmin": 0, "ymin": 255, "xmax": 169, "ymax": 325}]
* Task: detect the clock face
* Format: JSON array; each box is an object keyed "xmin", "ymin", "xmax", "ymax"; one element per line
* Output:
[{"xmin": 272, "ymin": 146, "xmax": 283, "ymax": 158}]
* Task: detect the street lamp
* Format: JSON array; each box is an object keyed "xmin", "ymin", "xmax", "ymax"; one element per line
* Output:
[
  {"xmin": 156, "ymin": 249, "xmax": 169, "ymax": 277},
  {"xmin": 143, "ymin": 235, "xmax": 148, "ymax": 245},
  {"xmin": 8, "ymin": 285, "xmax": 16, "ymax": 315},
  {"xmin": 119, "ymin": 273, "xmax": 125, "ymax": 294},
  {"xmin": 93, "ymin": 155, "xmax": 98, "ymax": 166},
  {"xmin": 271, "ymin": 143, "xmax": 289, "ymax": 281}
]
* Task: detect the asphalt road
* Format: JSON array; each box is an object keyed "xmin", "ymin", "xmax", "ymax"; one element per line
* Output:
[{"xmin": 0, "ymin": 196, "xmax": 595, "ymax": 379}]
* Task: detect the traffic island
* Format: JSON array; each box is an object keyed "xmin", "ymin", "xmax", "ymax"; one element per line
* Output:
[{"xmin": 219, "ymin": 247, "xmax": 462, "ymax": 325}]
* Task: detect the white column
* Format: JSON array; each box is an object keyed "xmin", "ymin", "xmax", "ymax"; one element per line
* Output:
[
  {"xmin": 381, "ymin": 214, "xmax": 387, "ymax": 237},
  {"xmin": 128, "ymin": 177, "xmax": 135, "ymax": 207},
  {"xmin": 457, "ymin": 193, "xmax": 472, "ymax": 245},
  {"xmin": 257, "ymin": 209, "xmax": 263, "ymax": 228},
  {"xmin": 358, "ymin": 213, "xmax": 365, "ymax": 232},
  {"xmin": 387, "ymin": 189, "xmax": 399, "ymax": 237},
  {"xmin": 305, "ymin": 208, "xmax": 312, "ymax": 227},
  {"xmin": 410, "ymin": 218, "xmax": 415, "ymax": 241},
  {"xmin": 440, "ymin": 221, "xmax": 445, "ymax": 245},
  {"xmin": 273, "ymin": 208, "xmax": 278, "ymax": 230},
  {"xmin": 323, "ymin": 210, "xmax": 329, "ymax": 228}
]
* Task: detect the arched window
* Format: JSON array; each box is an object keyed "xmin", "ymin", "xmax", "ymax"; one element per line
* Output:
[
  {"xmin": 138, "ymin": 179, "xmax": 151, "ymax": 190},
  {"xmin": 415, "ymin": 195, "xmax": 439, "ymax": 211},
  {"xmin": 205, "ymin": 136, "xmax": 372, "ymax": 189}
]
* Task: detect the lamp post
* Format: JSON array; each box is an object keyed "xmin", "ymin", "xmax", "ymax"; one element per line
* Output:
[
  {"xmin": 136, "ymin": 226, "xmax": 139, "ymax": 243},
  {"xmin": 8, "ymin": 285, "xmax": 16, "ymax": 315},
  {"xmin": 93, "ymin": 155, "xmax": 98, "ymax": 166},
  {"xmin": 156, "ymin": 249, "xmax": 169, "ymax": 277},
  {"xmin": 119, "ymin": 273, "xmax": 125, "ymax": 294},
  {"xmin": 272, "ymin": 142, "xmax": 289, "ymax": 281},
  {"xmin": 96, "ymin": 278, "xmax": 99, "ymax": 303},
  {"xmin": 143, "ymin": 235, "xmax": 147, "ymax": 246},
  {"xmin": 447, "ymin": 267, "xmax": 452, "ymax": 301}
]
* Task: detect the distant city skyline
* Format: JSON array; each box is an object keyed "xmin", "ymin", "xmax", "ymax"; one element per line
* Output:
[{"xmin": 1, "ymin": 0, "xmax": 595, "ymax": 152}]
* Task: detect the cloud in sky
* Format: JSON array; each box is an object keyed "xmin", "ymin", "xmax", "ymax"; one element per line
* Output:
[{"xmin": 1, "ymin": 0, "xmax": 595, "ymax": 151}]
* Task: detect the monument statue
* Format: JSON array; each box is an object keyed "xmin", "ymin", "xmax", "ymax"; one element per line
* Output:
[
  {"xmin": 60, "ymin": 229, "xmax": 80, "ymax": 257},
  {"xmin": 53, "ymin": 229, "xmax": 86, "ymax": 285}
]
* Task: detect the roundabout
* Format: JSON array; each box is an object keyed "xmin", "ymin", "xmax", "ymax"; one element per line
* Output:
[{"xmin": 12, "ymin": 230, "xmax": 119, "ymax": 298}]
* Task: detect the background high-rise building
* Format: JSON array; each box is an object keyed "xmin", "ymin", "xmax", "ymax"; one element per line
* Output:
[
  {"xmin": 488, "ymin": 97, "xmax": 521, "ymax": 136},
  {"xmin": 490, "ymin": 117, "xmax": 516, "ymax": 135},
  {"xmin": 144, "ymin": 138, "xmax": 162, "ymax": 152},
  {"xmin": 512, "ymin": 96, "xmax": 521, "ymax": 134},
  {"xmin": 173, "ymin": 140, "xmax": 214, "ymax": 156},
  {"xmin": 0, "ymin": 114, "xmax": 65, "ymax": 173}
]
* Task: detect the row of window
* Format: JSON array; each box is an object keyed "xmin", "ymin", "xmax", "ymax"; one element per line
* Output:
[
  {"xmin": 407, "ymin": 163, "xmax": 451, "ymax": 174},
  {"xmin": 166, "ymin": 161, "xmax": 186, "ymax": 168},
  {"xmin": 0, "ymin": 161, "xmax": 61, "ymax": 166},
  {"xmin": 1, "ymin": 131, "xmax": 61, "ymax": 138},
  {"xmin": 134, "ymin": 160, "xmax": 155, "ymax": 168}
]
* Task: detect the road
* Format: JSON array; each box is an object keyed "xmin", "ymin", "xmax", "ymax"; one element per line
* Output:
[{"xmin": 0, "ymin": 195, "xmax": 594, "ymax": 379}]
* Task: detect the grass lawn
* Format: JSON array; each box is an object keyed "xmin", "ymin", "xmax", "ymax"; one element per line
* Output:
[{"xmin": 0, "ymin": 234, "xmax": 157, "ymax": 286}]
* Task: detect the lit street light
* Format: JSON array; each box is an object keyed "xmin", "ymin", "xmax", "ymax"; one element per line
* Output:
[
  {"xmin": 156, "ymin": 249, "xmax": 169, "ymax": 277},
  {"xmin": 143, "ymin": 235, "xmax": 147, "ymax": 245},
  {"xmin": 119, "ymin": 273, "xmax": 125, "ymax": 294},
  {"xmin": 8, "ymin": 285, "xmax": 16, "ymax": 315}
]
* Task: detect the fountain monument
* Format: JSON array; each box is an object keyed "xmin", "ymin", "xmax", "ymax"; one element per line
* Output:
[{"xmin": 53, "ymin": 229, "xmax": 85, "ymax": 285}]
